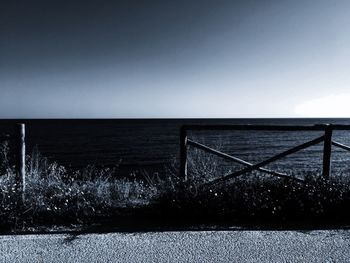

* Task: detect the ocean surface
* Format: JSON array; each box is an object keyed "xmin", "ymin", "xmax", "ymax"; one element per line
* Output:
[{"xmin": 1, "ymin": 119, "xmax": 350, "ymax": 177}]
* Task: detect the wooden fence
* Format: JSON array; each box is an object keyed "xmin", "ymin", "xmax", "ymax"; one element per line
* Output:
[
  {"xmin": 7, "ymin": 122, "xmax": 350, "ymax": 200},
  {"xmin": 180, "ymin": 124, "xmax": 350, "ymax": 186}
]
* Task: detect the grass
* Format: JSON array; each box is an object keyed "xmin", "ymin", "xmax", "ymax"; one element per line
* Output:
[
  {"xmin": 143, "ymin": 146, "xmax": 350, "ymax": 229},
  {"xmin": 0, "ymin": 140, "xmax": 179, "ymax": 231},
  {"xmin": 0, "ymin": 139, "xmax": 350, "ymax": 232}
]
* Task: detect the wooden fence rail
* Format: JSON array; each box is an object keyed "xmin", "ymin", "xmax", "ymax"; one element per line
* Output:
[
  {"xmin": 180, "ymin": 124, "xmax": 350, "ymax": 186},
  {"xmin": 187, "ymin": 139, "xmax": 304, "ymax": 183},
  {"xmin": 6, "ymin": 122, "xmax": 350, "ymax": 201},
  {"xmin": 332, "ymin": 141, "xmax": 350, "ymax": 152}
]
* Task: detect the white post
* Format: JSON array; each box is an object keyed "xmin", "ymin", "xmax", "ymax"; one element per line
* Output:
[{"xmin": 16, "ymin": 123, "xmax": 25, "ymax": 203}]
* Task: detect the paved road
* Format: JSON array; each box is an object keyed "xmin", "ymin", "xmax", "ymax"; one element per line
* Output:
[{"xmin": 0, "ymin": 230, "xmax": 350, "ymax": 262}]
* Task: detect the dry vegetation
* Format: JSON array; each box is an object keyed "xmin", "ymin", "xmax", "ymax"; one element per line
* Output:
[
  {"xmin": 0, "ymin": 139, "xmax": 350, "ymax": 232},
  {"xmin": 0, "ymin": 140, "xmax": 179, "ymax": 231}
]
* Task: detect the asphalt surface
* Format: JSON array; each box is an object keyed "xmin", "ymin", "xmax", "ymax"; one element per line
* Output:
[{"xmin": 1, "ymin": 230, "xmax": 350, "ymax": 262}]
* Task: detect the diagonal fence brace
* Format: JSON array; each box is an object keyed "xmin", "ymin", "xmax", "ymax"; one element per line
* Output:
[
  {"xmin": 332, "ymin": 140, "xmax": 350, "ymax": 152},
  {"xmin": 187, "ymin": 139, "xmax": 304, "ymax": 183},
  {"xmin": 206, "ymin": 135, "xmax": 325, "ymax": 186}
]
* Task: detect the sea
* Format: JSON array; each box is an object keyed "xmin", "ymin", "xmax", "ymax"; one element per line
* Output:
[{"xmin": 1, "ymin": 118, "xmax": 350, "ymax": 177}]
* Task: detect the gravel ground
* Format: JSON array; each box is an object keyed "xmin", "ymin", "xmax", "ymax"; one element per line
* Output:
[{"xmin": 0, "ymin": 230, "xmax": 350, "ymax": 262}]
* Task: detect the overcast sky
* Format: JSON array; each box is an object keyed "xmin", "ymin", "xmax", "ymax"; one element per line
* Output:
[{"xmin": 1, "ymin": 0, "xmax": 350, "ymax": 118}]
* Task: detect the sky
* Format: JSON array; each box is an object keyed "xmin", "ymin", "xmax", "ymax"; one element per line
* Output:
[{"xmin": 1, "ymin": 0, "xmax": 350, "ymax": 118}]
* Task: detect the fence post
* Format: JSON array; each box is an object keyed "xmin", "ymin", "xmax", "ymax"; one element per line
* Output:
[
  {"xmin": 180, "ymin": 126, "xmax": 188, "ymax": 181},
  {"xmin": 322, "ymin": 124, "xmax": 332, "ymax": 179},
  {"xmin": 16, "ymin": 123, "xmax": 26, "ymax": 203}
]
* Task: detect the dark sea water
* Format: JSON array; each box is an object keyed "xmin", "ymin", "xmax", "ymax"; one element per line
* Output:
[{"xmin": 1, "ymin": 119, "xmax": 350, "ymax": 177}]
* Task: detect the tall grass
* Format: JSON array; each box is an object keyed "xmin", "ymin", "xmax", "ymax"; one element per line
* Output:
[
  {"xmin": 0, "ymin": 141, "xmax": 178, "ymax": 230},
  {"xmin": 156, "ymin": 144, "xmax": 350, "ymax": 227},
  {"xmin": 1, "ymin": 137, "xmax": 350, "ymax": 231}
]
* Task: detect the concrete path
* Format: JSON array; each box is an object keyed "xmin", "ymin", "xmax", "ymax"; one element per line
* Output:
[{"xmin": 1, "ymin": 230, "xmax": 350, "ymax": 262}]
